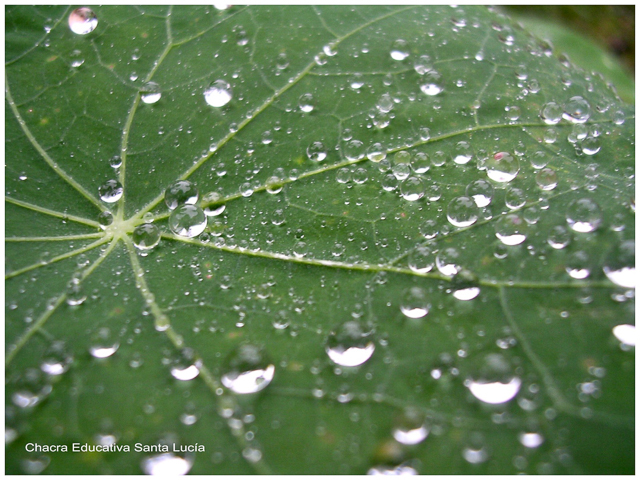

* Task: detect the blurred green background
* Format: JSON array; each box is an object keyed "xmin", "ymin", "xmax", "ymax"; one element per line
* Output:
[{"xmin": 504, "ymin": 5, "xmax": 635, "ymax": 104}]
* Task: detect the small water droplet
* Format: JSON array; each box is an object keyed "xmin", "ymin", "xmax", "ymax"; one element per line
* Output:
[
  {"xmin": 408, "ymin": 245, "xmax": 434, "ymax": 273},
  {"xmin": 400, "ymin": 177, "xmax": 424, "ymax": 201},
  {"xmin": 414, "ymin": 54, "xmax": 432, "ymax": 75},
  {"xmin": 392, "ymin": 408, "xmax": 429, "ymax": 445},
  {"xmin": 89, "ymin": 328, "xmax": 120, "ymax": 358},
  {"xmin": 612, "ymin": 324, "xmax": 635, "ymax": 347},
  {"xmin": 566, "ymin": 198, "xmax": 602, "ymax": 233},
  {"xmin": 390, "ymin": 39, "xmax": 410, "ymax": 61},
  {"xmin": 540, "ymin": 101, "xmax": 562, "ymax": 125},
  {"xmin": 68, "ymin": 7, "xmax": 98, "ymax": 35},
  {"xmin": 325, "ymin": 320, "xmax": 375, "ymax": 367},
  {"xmin": 133, "ymin": 224, "xmax": 161, "ymax": 251},
  {"xmin": 164, "ymin": 181, "xmax": 199, "ymax": 210},
  {"xmin": 306, "ymin": 141, "xmax": 326, "ymax": 162},
  {"xmin": 486, "ymin": 152, "xmax": 519, "ymax": 183},
  {"xmin": 563, "ymin": 96, "xmax": 591, "ymax": 123},
  {"xmin": 436, "ymin": 247, "xmax": 462, "ymax": 276},
  {"xmin": 466, "ymin": 179, "xmax": 494, "ymax": 207},
  {"xmin": 466, "ymin": 353, "xmax": 521, "ymax": 404},
  {"xmin": 40, "ymin": 341, "xmax": 73, "ymax": 376},
  {"xmin": 495, "ymin": 214, "xmax": 527, "ymax": 246},
  {"xmin": 140, "ymin": 82, "xmax": 161, "ymax": 104},
  {"xmin": 366, "ymin": 143, "xmax": 386, "ymax": 163},
  {"xmin": 400, "ymin": 287, "xmax": 430, "ymax": 319},
  {"xmin": 202, "ymin": 192, "xmax": 226, "ymax": 217},
  {"xmin": 141, "ymin": 452, "xmax": 193, "ymax": 476},
  {"xmin": 547, "ymin": 225, "xmax": 571, "ymax": 249},
  {"xmin": 535, "ymin": 168, "xmax": 558, "ymax": 191},
  {"xmin": 98, "ymin": 211, "xmax": 114, "ymax": 229},
  {"xmin": 447, "ymin": 196, "xmax": 478, "ymax": 227},
  {"xmin": 204, "ymin": 80, "xmax": 232, "ymax": 107},
  {"xmin": 345, "ymin": 139, "xmax": 365, "ymax": 161},
  {"xmin": 349, "ymin": 72, "xmax": 364, "ymax": 90},
  {"xmin": 420, "ymin": 70, "xmax": 443, "ymax": 96},
  {"xmin": 66, "ymin": 281, "xmax": 87, "ymax": 306},
  {"xmin": 298, "ymin": 93, "xmax": 315, "ymax": 113},
  {"xmin": 518, "ymin": 431, "xmax": 544, "ymax": 449},
  {"xmin": 221, "ymin": 344, "xmax": 275, "ymax": 394}
]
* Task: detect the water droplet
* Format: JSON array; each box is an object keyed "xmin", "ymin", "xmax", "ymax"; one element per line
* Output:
[
  {"xmin": 430, "ymin": 150, "xmax": 446, "ymax": 167},
  {"xmin": 540, "ymin": 102, "xmax": 562, "ymax": 125},
  {"xmin": 12, "ymin": 368, "xmax": 52, "ymax": 408},
  {"xmin": 414, "ymin": 54, "xmax": 433, "ymax": 75},
  {"xmin": 141, "ymin": 452, "xmax": 193, "ymax": 476},
  {"xmin": 495, "ymin": 214, "xmax": 527, "ymax": 246},
  {"xmin": 140, "ymin": 82, "xmax": 161, "ymax": 104},
  {"xmin": 133, "ymin": 224, "xmax": 161, "ymax": 251},
  {"xmin": 366, "ymin": 143, "xmax": 386, "ymax": 163},
  {"xmin": 566, "ymin": 198, "xmax": 602, "ymax": 233},
  {"xmin": 109, "ymin": 155, "xmax": 122, "ymax": 169},
  {"xmin": 40, "ymin": 341, "xmax": 73, "ymax": 376},
  {"xmin": 390, "ymin": 39, "xmax": 410, "ymax": 61},
  {"xmin": 98, "ymin": 211, "xmax": 114, "ymax": 229},
  {"xmin": 99, "ymin": 180, "xmax": 123, "ymax": 203},
  {"xmin": 271, "ymin": 208, "xmax": 285, "ymax": 226},
  {"xmin": 612, "ymin": 324, "xmax": 635, "ymax": 347},
  {"xmin": 466, "ymin": 353, "xmax": 521, "ymax": 404},
  {"xmin": 535, "ymin": 168, "xmax": 557, "ymax": 191},
  {"xmin": 566, "ymin": 251, "xmax": 590, "ymax": 279},
  {"xmin": 349, "ymin": 72, "xmax": 364, "ymax": 89},
  {"xmin": 325, "ymin": 320, "xmax": 375, "ymax": 367},
  {"xmin": 345, "ymin": 139, "xmax": 365, "ymax": 161},
  {"xmin": 400, "ymin": 177, "xmax": 424, "ymax": 201},
  {"xmin": 519, "ymin": 432, "xmax": 544, "ymax": 449},
  {"xmin": 420, "ymin": 70, "xmax": 443, "ymax": 96},
  {"xmin": 164, "ymin": 181, "xmax": 199, "ymax": 210},
  {"xmin": 486, "ymin": 152, "xmax": 519, "ymax": 183},
  {"xmin": 581, "ymin": 136, "xmax": 601, "ymax": 155},
  {"xmin": 462, "ymin": 433, "xmax": 489, "ymax": 464},
  {"xmin": 275, "ymin": 52, "xmax": 289, "ymax": 70},
  {"xmin": 298, "ymin": 93, "xmax": 315, "ymax": 113},
  {"xmin": 452, "ymin": 141, "xmax": 472, "ymax": 165},
  {"xmin": 547, "ymin": 225, "xmax": 571, "ymax": 249},
  {"xmin": 563, "ymin": 96, "xmax": 591, "ymax": 123},
  {"xmin": 453, "ymin": 285, "xmax": 480, "ymax": 301},
  {"xmin": 169, "ymin": 205, "xmax": 207, "ymax": 238},
  {"xmin": 66, "ymin": 281, "xmax": 87, "ymax": 306},
  {"xmin": 204, "ymin": 79, "xmax": 232, "ymax": 107},
  {"xmin": 89, "ymin": 328, "xmax": 120, "ymax": 358},
  {"xmin": 68, "ymin": 7, "xmax": 98, "ymax": 35},
  {"xmin": 466, "ymin": 179, "xmax": 494, "ymax": 207},
  {"xmin": 306, "ymin": 141, "xmax": 327, "ymax": 162},
  {"xmin": 170, "ymin": 351, "xmax": 201, "ymax": 381},
  {"xmin": 419, "ymin": 219, "xmax": 438, "ymax": 239},
  {"xmin": 410, "ymin": 152, "xmax": 430, "ymax": 174},
  {"xmin": 447, "ymin": 196, "xmax": 478, "ymax": 227},
  {"xmin": 202, "ymin": 192, "xmax": 226, "ymax": 217},
  {"xmin": 603, "ymin": 240, "xmax": 635, "ymax": 288},
  {"xmin": 376, "ymin": 94, "xmax": 394, "ymax": 113},
  {"xmin": 408, "ymin": 245, "xmax": 434, "ymax": 273},
  {"xmin": 436, "ymin": 247, "xmax": 462, "ymax": 276},
  {"xmin": 400, "ymin": 287, "xmax": 430, "ymax": 319},
  {"xmin": 221, "ymin": 344, "xmax": 275, "ymax": 394},
  {"xmin": 505, "ymin": 105, "xmax": 521, "ymax": 122},
  {"xmin": 368, "ymin": 465, "xmax": 418, "ymax": 475},
  {"xmin": 392, "ymin": 408, "xmax": 429, "ymax": 445},
  {"xmin": 353, "ymin": 167, "xmax": 368, "ymax": 184},
  {"xmin": 336, "ymin": 168, "xmax": 351, "ymax": 184}
]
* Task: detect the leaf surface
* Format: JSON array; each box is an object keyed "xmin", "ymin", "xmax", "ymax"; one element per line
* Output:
[{"xmin": 5, "ymin": 5, "xmax": 635, "ymax": 475}]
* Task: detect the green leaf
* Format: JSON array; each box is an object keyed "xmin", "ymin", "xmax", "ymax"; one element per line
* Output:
[{"xmin": 6, "ymin": 5, "xmax": 635, "ymax": 475}]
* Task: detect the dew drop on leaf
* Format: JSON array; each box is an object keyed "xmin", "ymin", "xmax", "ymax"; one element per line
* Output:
[
  {"xmin": 40, "ymin": 341, "xmax": 73, "ymax": 376},
  {"xmin": 390, "ymin": 39, "xmax": 410, "ymax": 61},
  {"xmin": 566, "ymin": 198, "xmax": 602, "ymax": 233},
  {"xmin": 298, "ymin": 93, "xmax": 315, "ymax": 113},
  {"xmin": 465, "ymin": 353, "xmax": 521, "ymax": 405},
  {"xmin": 366, "ymin": 142, "xmax": 386, "ymax": 163},
  {"xmin": 535, "ymin": 168, "xmax": 558, "ymax": 191},
  {"xmin": 140, "ymin": 82, "xmax": 161, "ymax": 104},
  {"xmin": 420, "ymin": 70, "xmax": 443, "ymax": 96},
  {"xmin": 408, "ymin": 245, "xmax": 434, "ymax": 273},
  {"xmin": 99, "ymin": 180, "xmax": 123, "ymax": 203},
  {"xmin": 547, "ymin": 225, "xmax": 571, "ymax": 250},
  {"xmin": 221, "ymin": 344, "xmax": 275, "ymax": 394},
  {"xmin": 465, "ymin": 179, "xmax": 494, "ymax": 207},
  {"xmin": 540, "ymin": 101, "xmax": 562, "ymax": 125},
  {"xmin": 392, "ymin": 408, "xmax": 429, "ymax": 445},
  {"xmin": 169, "ymin": 205, "xmax": 207, "ymax": 238},
  {"xmin": 325, "ymin": 320, "xmax": 375, "ymax": 367},
  {"xmin": 400, "ymin": 286, "xmax": 430, "ymax": 319},
  {"xmin": 132, "ymin": 224, "xmax": 161, "ymax": 251},
  {"xmin": 204, "ymin": 79, "xmax": 232, "ymax": 107},
  {"xmin": 89, "ymin": 328, "xmax": 120, "ymax": 358},
  {"xmin": 612, "ymin": 324, "xmax": 635, "ymax": 348},
  {"xmin": 436, "ymin": 247, "xmax": 462, "ymax": 276},
  {"xmin": 414, "ymin": 54, "xmax": 432, "ymax": 75},
  {"xmin": 495, "ymin": 214, "xmax": 527, "ymax": 246},
  {"xmin": 164, "ymin": 180, "xmax": 199, "ymax": 210},
  {"xmin": 97, "ymin": 211, "xmax": 114, "ymax": 229},
  {"xmin": 563, "ymin": 96, "xmax": 591, "ymax": 123},
  {"xmin": 306, "ymin": 141, "xmax": 327, "ymax": 162},
  {"xmin": 68, "ymin": 7, "xmax": 98, "ymax": 35},
  {"xmin": 486, "ymin": 152, "xmax": 519, "ymax": 183},
  {"xmin": 400, "ymin": 177, "xmax": 425, "ymax": 201},
  {"xmin": 446, "ymin": 196, "xmax": 478, "ymax": 227}
]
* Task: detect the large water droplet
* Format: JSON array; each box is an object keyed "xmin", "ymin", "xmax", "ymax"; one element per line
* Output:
[
  {"xmin": 221, "ymin": 344, "xmax": 275, "ymax": 394},
  {"xmin": 408, "ymin": 245, "xmax": 434, "ymax": 273},
  {"xmin": 400, "ymin": 286, "xmax": 430, "ymax": 319},
  {"xmin": 486, "ymin": 152, "xmax": 519, "ymax": 183},
  {"xmin": 12, "ymin": 368, "xmax": 52, "ymax": 408},
  {"xmin": 566, "ymin": 198, "xmax": 602, "ymax": 233},
  {"xmin": 99, "ymin": 180, "xmax": 123, "ymax": 203},
  {"xmin": 547, "ymin": 225, "xmax": 571, "ymax": 249},
  {"xmin": 345, "ymin": 139, "xmax": 365, "ymax": 161},
  {"xmin": 400, "ymin": 177, "xmax": 425, "ymax": 201},
  {"xmin": 535, "ymin": 167, "xmax": 558, "ymax": 191},
  {"xmin": 603, "ymin": 240, "xmax": 635, "ymax": 288},
  {"xmin": 447, "ymin": 196, "xmax": 478, "ymax": 227},
  {"xmin": 140, "ymin": 82, "xmax": 161, "ymax": 104},
  {"xmin": 68, "ymin": 7, "xmax": 98, "ymax": 35},
  {"xmin": 202, "ymin": 192, "xmax": 226, "ymax": 217},
  {"xmin": 204, "ymin": 80, "xmax": 232, "ymax": 107},
  {"xmin": 141, "ymin": 452, "xmax": 193, "ymax": 476},
  {"xmin": 164, "ymin": 181, "xmax": 199, "ymax": 210},
  {"xmin": 89, "ymin": 328, "xmax": 120, "ymax": 358},
  {"xmin": 540, "ymin": 101, "xmax": 562, "ymax": 125},
  {"xmin": 307, "ymin": 141, "xmax": 327, "ymax": 162},
  {"xmin": 40, "ymin": 341, "xmax": 73, "ymax": 376},
  {"xmin": 563, "ymin": 96, "xmax": 591, "ymax": 123},
  {"xmin": 133, "ymin": 224, "xmax": 161, "ymax": 251},
  {"xmin": 169, "ymin": 205, "xmax": 207, "ymax": 238},
  {"xmin": 566, "ymin": 250, "xmax": 591, "ymax": 279},
  {"xmin": 390, "ymin": 39, "xmax": 410, "ymax": 61},
  {"xmin": 420, "ymin": 70, "xmax": 443, "ymax": 96},
  {"xmin": 325, "ymin": 320, "xmax": 375, "ymax": 367},
  {"xmin": 298, "ymin": 93, "xmax": 315, "ymax": 113},
  {"xmin": 436, "ymin": 247, "xmax": 462, "ymax": 276},
  {"xmin": 392, "ymin": 408, "xmax": 429, "ymax": 445},
  {"xmin": 466, "ymin": 179, "xmax": 494, "ymax": 208},
  {"xmin": 495, "ymin": 214, "xmax": 527, "ymax": 246},
  {"xmin": 465, "ymin": 353, "xmax": 521, "ymax": 404},
  {"xmin": 612, "ymin": 324, "xmax": 635, "ymax": 347},
  {"xmin": 414, "ymin": 54, "xmax": 432, "ymax": 75}
]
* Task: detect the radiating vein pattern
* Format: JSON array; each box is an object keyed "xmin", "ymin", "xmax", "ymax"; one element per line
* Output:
[{"xmin": 5, "ymin": 5, "xmax": 634, "ymax": 476}]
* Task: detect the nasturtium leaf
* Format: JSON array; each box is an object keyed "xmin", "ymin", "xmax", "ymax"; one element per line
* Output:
[{"xmin": 6, "ymin": 5, "xmax": 634, "ymax": 475}]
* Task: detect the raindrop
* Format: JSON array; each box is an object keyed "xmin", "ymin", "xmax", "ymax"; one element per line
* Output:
[
  {"xmin": 40, "ymin": 341, "xmax": 73, "ymax": 376},
  {"xmin": 298, "ymin": 93, "xmax": 315, "ymax": 113},
  {"xmin": 465, "ymin": 353, "xmax": 521, "ymax": 404},
  {"xmin": 495, "ymin": 214, "xmax": 527, "ymax": 246},
  {"xmin": 325, "ymin": 320, "xmax": 375, "ymax": 367},
  {"xmin": 436, "ymin": 247, "xmax": 462, "ymax": 276},
  {"xmin": 202, "ymin": 192, "xmax": 226, "ymax": 217},
  {"xmin": 419, "ymin": 219, "xmax": 438, "ymax": 239},
  {"xmin": 540, "ymin": 102, "xmax": 562, "ymax": 125},
  {"xmin": 345, "ymin": 139, "xmax": 365, "ymax": 161},
  {"xmin": 169, "ymin": 205, "xmax": 207, "ymax": 238},
  {"xmin": 535, "ymin": 168, "xmax": 558, "ymax": 191},
  {"xmin": 89, "ymin": 328, "xmax": 120, "ymax": 358},
  {"xmin": 431, "ymin": 150, "xmax": 446, "ymax": 167},
  {"xmin": 392, "ymin": 408, "xmax": 429, "ymax": 445},
  {"xmin": 419, "ymin": 127, "xmax": 431, "ymax": 141},
  {"xmin": 109, "ymin": 155, "xmax": 122, "ymax": 169},
  {"xmin": 603, "ymin": 240, "xmax": 635, "ymax": 288},
  {"xmin": 400, "ymin": 177, "xmax": 425, "ymax": 201},
  {"xmin": 466, "ymin": 179, "xmax": 494, "ymax": 207},
  {"xmin": 566, "ymin": 251, "xmax": 590, "ymax": 279},
  {"xmin": 204, "ymin": 80, "xmax": 232, "ymax": 107},
  {"xmin": 411, "ymin": 152, "xmax": 430, "ymax": 173},
  {"xmin": 390, "ymin": 39, "xmax": 410, "ymax": 61},
  {"xmin": 353, "ymin": 167, "xmax": 368, "ymax": 184},
  {"xmin": 221, "ymin": 344, "xmax": 275, "ymax": 394},
  {"xmin": 547, "ymin": 225, "xmax": 571, "ymax": 249},
  {"xmin": 306, "ymin": 141, "xmax": 327, "ymax": 162},
  {"xmin": 391, "ymin": 163, "xmax": 411, "ymax": 181},
  {"xmin": 414, "ymin": 54, "xmax": 433, "ymax": 75},
  {"xmin": 98, "ymin": 211, "xmax": 114, "ymax": 229},
  {"xmin": 529, "ymin": 151, "xmax": 548, "ymax": 169},
  {"xmin": 452, "ymin": 141, "xmax": 472, "ymax": 165},
  {"xmin": 12, "ymin": 368, "xmax": 52, "ymax": 408},
  {"xmin": 165, "ymin": 181, "xmax": 199, "ymax": 210},
  {"xmin": 381, "ymin": 174, "xmax": 397, "ymax": 191},
  {"xmin": 336, "ymin": 168, "xmax": 351, "ymax": 184},
  {"xmin": 486, "ymin": 152, "xmax": 519, "ymax": 183},
  {"xmin": 505, "ymin": 187, "xmax": 526, "ymax": 210},
  {"xmin": 453, "ymin": 284, "xmax": 480, "ymax": 301},
  {"xmin": 368, "ymin": 465, "xmax": 418, "ymax": 475},
  {"xmin": 376, "ymin": 94, "xmax": 394, "ymax": 113},
  {"xmin": 170, "ymin": 351, "xmax": 201, "ymax": 381},
  {"xmin": 99, "ymin": 180, "xmax": 123, "ymax": 203},
  {"xmin": 140, "ymin": 82, "xmax": 161, "ymax": 104},
  {"xmin": 420, "ymin": 70, "xmax": 443, "ymax": 96},
  {"xmin": 400, "ymin": 286, "xmax": 430, "ymax": 319},
  {"xmin": 408, "ymin": 245, "xmax": 434, "ymax": 273},
  {"xmin": 349, "ymin": 73, "xmax": 365, "ymax": 89},
  {"xmin": 612, "ymin": 324, "xmax": 635, "ymax": 347},
  {"xmin": 275, "ymin": 52, "xmax": 289, "ymax": 70},
  {"xmin": 366, "ymin": 143, "xmax": 386, "ymax": 163},
  {"xmin": 141, "ymin": 452, "xmax": 193, "ymax": 475},
  {"xmin": 447, "ymin": 196, "xmax": 478, "ymax": 227},
  {"xmin": 566, "ymin": 198, "xmax": 602, "ymax": 233},
  {"xmin": 66, "ymin": 281, "xmax": 87, "ymax": 306},
  {"xmin": 563, "ymin": 96, "xmax": 591, "ymax": 123},
  {"xmin": 519, "ymin": 432, "xmax": 544, "ymax": 449},
  {"xmin": 462, "ymin": 433, "xmax": 489, "ymax": 464},
  {"xmin": 68, "ymin": 7, "xmax": 98, "ymax": 35},
  {"xmin": 581, "ymin": 136, "xmax": 601, "ymax": 155},
  {"xmin": 133, "ymin": 224, "xmax": 161, "ymax": 251}
]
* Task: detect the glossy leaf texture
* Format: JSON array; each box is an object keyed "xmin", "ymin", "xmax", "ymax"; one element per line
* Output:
[{"xmin": 5, "ymin": 5, "xmax": 635, "ymax": 475}]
